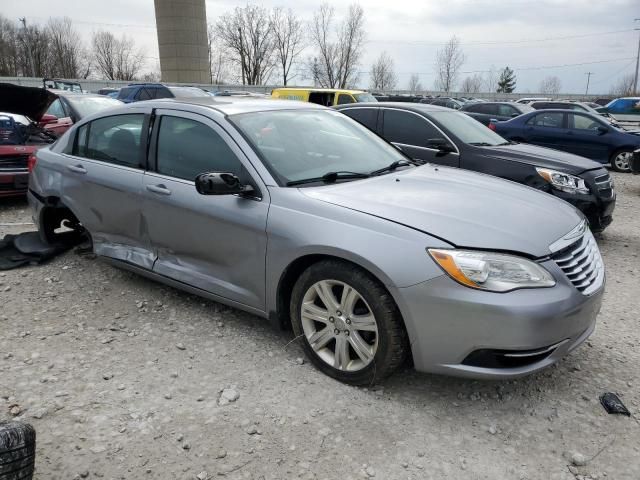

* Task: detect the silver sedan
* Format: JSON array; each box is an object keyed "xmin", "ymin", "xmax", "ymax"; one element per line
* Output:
[{"xmin": 28, "ymin": 98, "xmax": 604, "ymax": 384}]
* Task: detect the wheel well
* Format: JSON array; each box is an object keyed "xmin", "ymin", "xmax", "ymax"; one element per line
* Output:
[
  {"xmin": 274, "ymin": 254, "xmax": 396, "ymax": 331},
  {"xmin": 39, "ymin": 198, "xmax": 83, "ymax": 244}
]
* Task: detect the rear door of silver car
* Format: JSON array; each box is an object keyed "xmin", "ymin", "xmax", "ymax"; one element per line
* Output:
[
  {"xmin": 142, "ymin": 109, "xmax": 269, "ymax": 310},
  {"xmin": 61, "ymin": 110, "xmax": 155, "ymax": 268}
]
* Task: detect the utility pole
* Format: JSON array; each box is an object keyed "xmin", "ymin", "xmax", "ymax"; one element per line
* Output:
[
  {"xmin": 634, "ymin": 18, "xmax": 640, "ymax": 95},
  {"xmin": 18, "ymin": 17, "xmax": 35, "ymax": 77},
  {"xmin": 585, "ymin": 72, "xmax": 594, "ymax": 96}
]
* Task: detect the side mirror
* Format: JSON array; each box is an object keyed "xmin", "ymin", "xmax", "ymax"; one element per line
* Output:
[
  {"xmin": 427, "ymin": 138, "xmax": 455, "ymax": 154},
  {"xmin": 596, "ymin": 126, "xmax": 609, "ymax": 135},
  {"xmin": 39, "ymin": 113, "xmax": 58, "ymax": 125},
  {"xmin": 195, "ymin": 172, "xmax": 254, "ymax": 196}
]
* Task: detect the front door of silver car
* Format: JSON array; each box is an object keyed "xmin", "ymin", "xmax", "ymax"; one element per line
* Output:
[
  {"xmin": 62, "ymin": 111, "xmax": 155, "ymax": 269},
  {"xmin": 142, "ymin": 110, "xmax": 269, "ymax": 310}
]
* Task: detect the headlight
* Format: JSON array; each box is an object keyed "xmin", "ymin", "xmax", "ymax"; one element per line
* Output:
[
  {"xmin": 428, "ymin": 249, "xmax": 556, "ymax": 292},
  {"xmin": 536, "ymin": 168, "xmax": 589, "ymax": 194}
]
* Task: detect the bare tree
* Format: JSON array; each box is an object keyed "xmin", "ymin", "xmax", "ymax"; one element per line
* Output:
[
  {"xmin": 92, "ymin": 31, "xmax": 144, "ymax": 81},
  {"xmin": 310, "ymin": 3, "xmax": 366, "ymax": 89},
  {"xmin": 434, "ymin": 36, "xmax": 465, "ymax": 92},
  {"xmin": 47, "ymin": 18, "xmax": 90, "ymax": 79},
  {"xmin": 0, "ymin": 15, "xmax": 19, "ymax": 76},
  {"xmin": 539, "ymin": 75, "xmax": 562, "ymax": 95},
  {"xmin": 216, "ymin": 5, "xmax": 276, "ymax": 85},
  {"xmin": 484, "ymin": 65, "xmax": 498, "ymax": 93},
  {"xmin": 207, "ymin": 23, "xmax": 230, "ymax": 84},
  {"xmin": 369, "ymin": 51, "xmax": 396, "ymax": 91},
  {"xmin": 609, "ymin": 73, "xmax": 635, "ymax": 96},
  {"xmin": 272, "ymin": 8, "xmax": 305, "ymax": 86},
  {"xmin": 460, "ymin": 74, "xmax": 483, "ymax": 93},
  {"xmin": 408, "ymin": 73, "xmax": 422, "ymax": 94}
]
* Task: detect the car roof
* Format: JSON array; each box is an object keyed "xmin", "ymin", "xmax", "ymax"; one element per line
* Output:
[
  {"xmin": 49, "ymin": 90, "xmax": 106, "ymax": 99},
  {"xmin": 273, "ymin": 87, "xmax": 366, "ymax": 94},
  {"xmin": 120, "ymin": 97, "xmax": 327, "ymax": 115},
  {"xmin": 334, "ymin": 102, "xmax": 454, "ymax": 114}
]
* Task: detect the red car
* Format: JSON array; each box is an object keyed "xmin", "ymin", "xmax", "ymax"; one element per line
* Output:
[
  {"xmin": 0, "ymin": 84, "xmax": 57, "ymax": 198},
  {"xmin": 0, "ymin": 83, "xmax": 122, "ymax": 197}
]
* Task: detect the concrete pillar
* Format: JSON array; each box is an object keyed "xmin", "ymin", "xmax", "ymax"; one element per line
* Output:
[{"xmin": 153, "ymin": 0, "xmax": 209, "ymax": 84}]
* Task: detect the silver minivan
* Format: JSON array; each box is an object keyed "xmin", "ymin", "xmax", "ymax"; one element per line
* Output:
[{"xmin": 29, "ymin": 98, "xmax": 605, "ymax": 384}]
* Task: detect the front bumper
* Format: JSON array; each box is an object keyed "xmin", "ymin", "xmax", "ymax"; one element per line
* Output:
[
  {"xmin": 393, "ymin": 260, "xmax": 603, "ymax": 379},
  {"xmin": 0, "ymin": 170, "xmax": 28, "ymax": 197}
]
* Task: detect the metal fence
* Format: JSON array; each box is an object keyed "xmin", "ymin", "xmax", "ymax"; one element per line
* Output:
[{"xmin": 0, "ymin": 76, "xmax": 604, "ymax": 101}]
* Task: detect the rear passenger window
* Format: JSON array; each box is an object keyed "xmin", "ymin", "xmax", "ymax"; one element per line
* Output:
[
  {"xmin": 73, "ymin": 114, "xmax": 145, "ymax": 168},
  {"xmin": 527, "ymin": 112, "xmax": 563, "ymax": 128},
  {"xmin": 156, "ymin": 116, "xmax": 242, "ymax": 181},
  {"xmin": 135, "ymin": 88, "xmax": 152, "ymax": 101},
  {"xmin": 382, "ymin": 110, "xmax": 441, "ymax": 148},
  {"xmin": 342, "ymin": 108, "xmax": 378, "ymax": 131},
  {"xmin": 497, "ymin": 105, "xmax": 516, "ymax": 117}
]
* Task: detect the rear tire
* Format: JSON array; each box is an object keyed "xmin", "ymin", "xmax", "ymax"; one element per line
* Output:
[
  {"xmin": 290, "ymin": 260, "xmax": 409, "ymax": 385},
  {"xmin": 0, "ymin": 421, "xmax": 36, "ymax": 480},
  {"xmin": 609, "ymin": 149, "xmax": 633, "ymax": 173}
]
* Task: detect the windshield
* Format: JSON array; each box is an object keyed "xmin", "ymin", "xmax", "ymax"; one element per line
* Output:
[
  {"xmin": 430, "ymin": 111, "xmax": 508, "ymax": 146},
  {"xmin": 65, "ymin": 96, "xmax": 122, "ymax": 118},
  {"xmin": 354, "ymin": 93, "xmax": 378, "ymax": 103},
  {"xmin": 167, "ymin": 87, "xmax": 210, "ymax": 98},
  {"xmin": 231, "ymin": 110, "xmax": 407, "ymax": 185}
]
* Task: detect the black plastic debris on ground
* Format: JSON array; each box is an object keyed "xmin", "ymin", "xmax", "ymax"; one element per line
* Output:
[
  {"xmin": 0, "ymin": 231, "xmax": 83, "ymax": 270},
  {"xmin": 600, "ymin": 392, "xmax": 631, "ymax": 416}
]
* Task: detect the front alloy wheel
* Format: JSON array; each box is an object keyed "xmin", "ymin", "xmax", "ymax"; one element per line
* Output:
[{"xmin": 290, "ymin": 260, "xmax": 409, "ymax": 385}]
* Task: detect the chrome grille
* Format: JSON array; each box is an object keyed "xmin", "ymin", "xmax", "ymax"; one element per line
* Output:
[
  {"xmin": 551, "ymin": 230, "xmax": 604, "ymax": 295},
  {"xmin": 593, "ymin": 173, "xmax": 613, "ymax": 198}
]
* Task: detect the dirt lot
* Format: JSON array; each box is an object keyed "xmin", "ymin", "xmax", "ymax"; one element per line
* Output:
[{"xmin": 1, "ymin": 172, "xmax": 639, "ymax": 480}]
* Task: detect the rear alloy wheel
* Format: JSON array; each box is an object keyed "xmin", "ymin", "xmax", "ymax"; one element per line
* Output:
[
  {"xmin": 290, "ymin": 260, "xmax": 408, "ymax": 385},
  {"xmin": 610, "ymin": 149, "xmax": 633, "ymax": 173}
]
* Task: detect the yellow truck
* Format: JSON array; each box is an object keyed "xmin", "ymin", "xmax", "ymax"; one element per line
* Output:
[{"xmin": 271, "ymin": 88, "xmax": 377, "ymax": 106}]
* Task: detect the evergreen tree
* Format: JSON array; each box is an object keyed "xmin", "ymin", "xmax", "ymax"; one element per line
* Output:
[{"xmin": 496, "ymin": 66, "xmax": 516, "ymax": 93}]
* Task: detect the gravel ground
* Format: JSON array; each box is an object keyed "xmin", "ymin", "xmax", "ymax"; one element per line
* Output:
[{"xmin": 1, "ymin": 172, "xmax": 639, "ymax": 480}]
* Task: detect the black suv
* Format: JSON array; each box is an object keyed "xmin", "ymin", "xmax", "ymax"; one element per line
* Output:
[
  {"xmin": 462, "ymin": 101, "xmax": 533, "ymax": 125},
  {"xmin": 335, "ymin": 102, "xmax": 616, "ymax": 232}
]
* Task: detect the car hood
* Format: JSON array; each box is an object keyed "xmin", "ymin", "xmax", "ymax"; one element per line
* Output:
[
  {"xmin": 479, "ymin": 142, "xmax": 602, "ymax": 174},
  {"xmin": 300, "ymin": 165, "xmax": 583, "ymax": 258},
  {"xmin": 0, "ymin": 83, "xmax": 57, "ymax": 121}
]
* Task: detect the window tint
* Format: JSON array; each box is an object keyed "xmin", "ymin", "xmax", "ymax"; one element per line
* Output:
[
  {"xmin": 382, "ymin": 110, "xmax": 441, "ymax": 147},
  {"xmin": 464, "ymin": 104, "xmax": 482, "ymax": 113},
  {"xmin": 497, "ymin": 104, "xmax": 516, "ymax": 117},
  {"xmin": 46, "ymin": 99, "xmax": 66, "ymax": 118},
  {"xmin": 527, "ymin": 112, "xmax": 563, "ymax": 128},
  {"xmin": 337, "ymin": 94, "xmax": 355, "ymax": 105},
  {"xmin": 74, "ymin": 114, "xmax": 144, "ymax": 168},
  {"xmin": 117, "ymin": 87, "xmax": 135, "ymax": 100},
  {"xmin": 341, "ymin": 108, "xmax": 378, "ymax": 131},
  {"xmin": 156, "ymin": 116, "xmax": 242, "ymax": 181},
  {"xmin": 481, "ymin": 104, "xmax": 498, "ymax": 115},
  {"xmin": 570, "ymin": 114, "xmax": 603, "ymax": 131},
  {"xmin": 135, "ymin": 88, "xmax": 152, "ymax": 101},
  {"xmin": 155, "ymin": 87, "xmax": 173, "ymax": 99}
]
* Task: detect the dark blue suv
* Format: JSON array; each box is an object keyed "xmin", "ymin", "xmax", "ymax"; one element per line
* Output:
[{"xmin": 117, "ymin": 84, "xmax": 210, "ymax": 103}]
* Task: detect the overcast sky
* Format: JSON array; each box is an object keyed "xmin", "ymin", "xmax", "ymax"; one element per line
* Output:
[{"xmin": 5, "ymin": 0, "xmax": 639, "ymax": 94}]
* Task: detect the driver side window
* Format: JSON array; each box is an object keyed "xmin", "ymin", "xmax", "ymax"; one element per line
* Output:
[
  {"xmin": 382, "ymin": 110, "xmax": 441, "ymax": 148},
  {"xmin": 570, "ymin": 114, "xmax": 600, "ymax": 131}
]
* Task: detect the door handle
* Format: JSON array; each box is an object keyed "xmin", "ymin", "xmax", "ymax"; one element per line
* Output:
[
  {"xmin": 146, "ymin": 184, "xmax": 172, "ymax": 195},
  {"xmin": 66, "ymin": 164, "xmax": 87, "ymax": 174}
]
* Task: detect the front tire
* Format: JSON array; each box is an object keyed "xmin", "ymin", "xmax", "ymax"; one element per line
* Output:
[
  {"xmin": 290, "ymin": 260, "xmax": 409, "ymax": 385},
  {"xmin": 610, "ymin": 149, "xmax": 633, "ymax": 173}
]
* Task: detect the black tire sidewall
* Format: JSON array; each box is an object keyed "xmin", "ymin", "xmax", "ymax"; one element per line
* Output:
[{"xmin": 290, "ymin": 260, "xmax": 403, "ymax": 385}]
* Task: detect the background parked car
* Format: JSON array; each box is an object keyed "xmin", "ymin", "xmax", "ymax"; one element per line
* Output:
[
  {"xmin": 595, "ymin": 97, "xmax": 640, "ymax": 122},
  {"xmin": 97, "ymin": 87, "xmax": 119, "ymax": 96},
  {"xmin": 462, "ymin": 101, "xmax": 533, "ymax": 126},
  {"xmin": 43, "ymin": 78, "xmax": 83, "ymax": 93},
  {"xmin": 43, "ymin": 91, "xmax": 123, "ymax": 136},
  {"xmin": 117, "ymin": 83, "xmax": 211, "ymax": 103},
  {"xmin": 529, "ymin": 101, "xmax": 601, "ymax": 115},
  {"xmin": 491, "ymin": 109, "xmax": 640, "ymax": 172},
  {"xmin": 271, "ymin": 87, "xmax": 377, "ymax": 106},
  {"xmin": 335, "ymin": 102, "xmax": 615, "ymax": 231},
  {"xmin": 420, "ymin": 97, "xmax": 463, "ymax": 109},
  {"xmin": 515, "ymin": 97, "xmax": 551, "ymax": 104},
  {"xmin": 631, "ymin": 149, "xmax": 640, "ymax": 174}
]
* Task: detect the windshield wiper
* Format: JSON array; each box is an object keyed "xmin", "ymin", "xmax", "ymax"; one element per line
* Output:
[
  {"xmin": 369, "ymin": 159, "xmax": 415, "ymax": 176},
  {"xmin": 467, "ymin": 142, "xmax": 495, "ymax": 146},
  {"xmin": 286, "ymin": 171, "xmax": 370, "ymax": 187}
]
